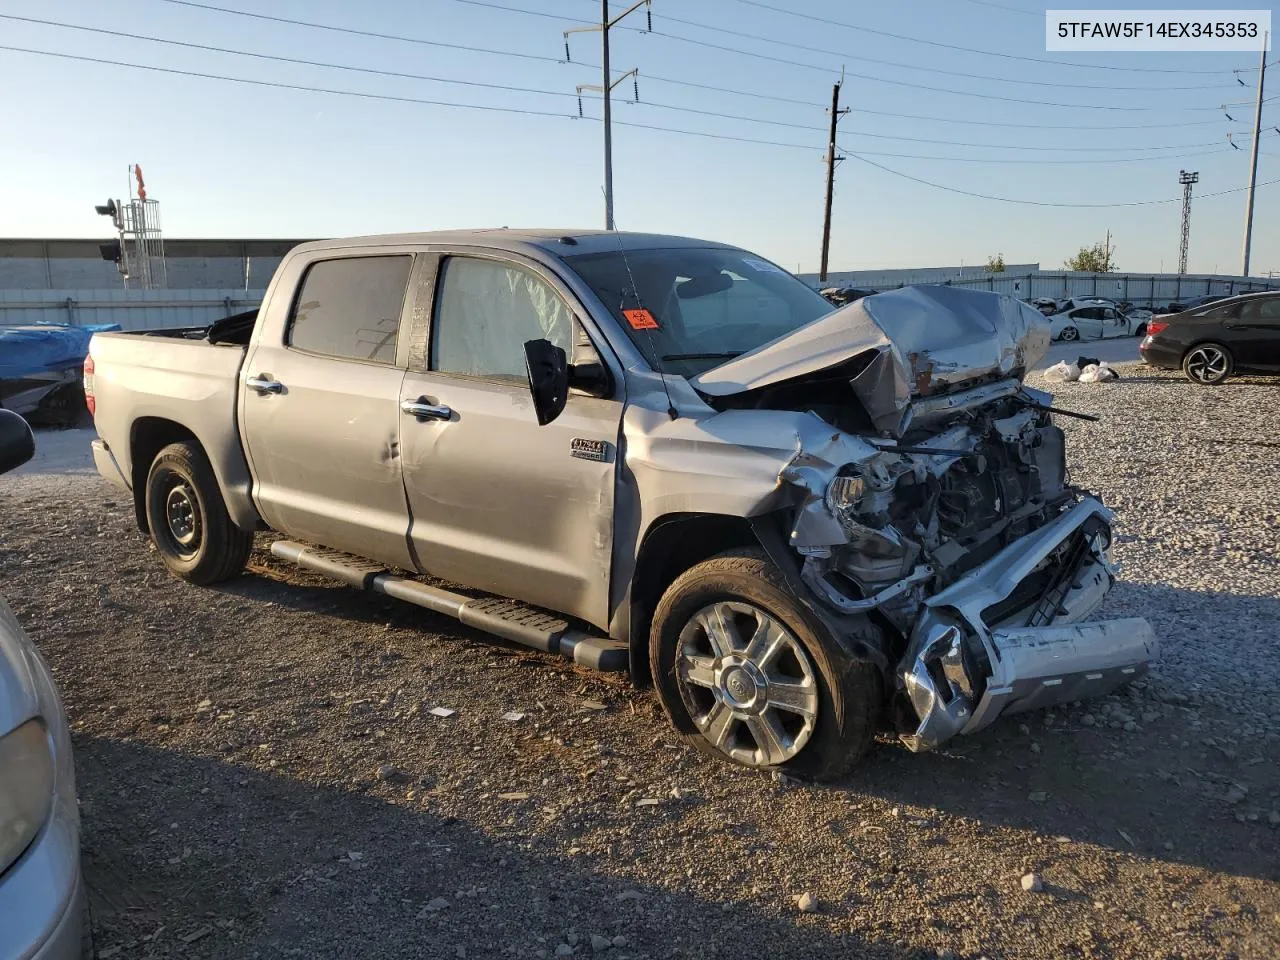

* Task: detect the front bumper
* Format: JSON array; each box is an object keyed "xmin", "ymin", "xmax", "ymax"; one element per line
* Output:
[{"xmin": 899, "ymin": 497, "xmax": 1158, "ymax": 751}]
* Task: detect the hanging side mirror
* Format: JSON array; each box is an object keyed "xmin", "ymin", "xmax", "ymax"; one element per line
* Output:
[{"xmin": 524, "ymin": 339, "xmax": 569, "ymax": 426}]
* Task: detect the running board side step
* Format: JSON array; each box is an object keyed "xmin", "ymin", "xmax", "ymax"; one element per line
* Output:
[{"xmin": 269, "ymin": 541, "xmax": 628, "ymax": 672}]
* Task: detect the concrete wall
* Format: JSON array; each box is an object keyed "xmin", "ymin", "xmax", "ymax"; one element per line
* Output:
[
  {"xmin": 0, "ymin": 238, "xmax": 306, "ymax": 291},
  {"xmin": 0, "ymin": 288, "xmax": 265, "ymax": 330}
]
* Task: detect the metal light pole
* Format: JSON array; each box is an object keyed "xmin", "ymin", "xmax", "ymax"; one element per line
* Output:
[{"xmin": 1178, "ymin": 170, "xmax": 1198, "ymax": 274}]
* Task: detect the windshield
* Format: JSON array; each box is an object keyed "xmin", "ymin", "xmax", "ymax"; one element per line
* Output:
[{"xmin": 562, "ymin": 245, "xmax": 834, "ymax": 377}]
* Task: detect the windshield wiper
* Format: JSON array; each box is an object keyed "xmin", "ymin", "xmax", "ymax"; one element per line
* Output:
[{"xmin": 660, "ymin": 351, "xmax": 743, "ymax": 362}]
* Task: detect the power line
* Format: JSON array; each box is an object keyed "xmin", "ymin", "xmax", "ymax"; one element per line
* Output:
[
  {"xmin": 0, "ymin": 44, "xmax": 578, "ymax": 118},
  {"xmin": 463, "ymin": 0, "xmax": 1223, "ymax": 92},
  {"xmin": 142, "ymin": 0, "xmax": 1235, "ymax": 131},
  {"xmin": 153, "ymin": 0, "xmax": 568, "ymax": 63},
  {"xmin": 457, "ymin": 0, "xmax": 1228, "ymax": 109},
  {"xmin": 0, "ymin": 14, "xmax": 581, "ymax": 100},
  {"xmin": 0, "ymin": 42, "xmax": 1263, "ymax": 206},
  {"xmin": 840, "ymin": 145, "xmax": 1280, "ymax": 207},
  {"xmin": 8, "ymin": 15, "xmax": 1236, "ymax": 150},
  {"xmin": 951, "ymin": 0, "xmax": 1041, "ymax": 15},
  {"xmin": 650, "ymin": 12, "xmax": 1220, "ymax": 91},
  {"xmin": 724, "ymin": 0, "xmax": 1229, "ymax": 74}
]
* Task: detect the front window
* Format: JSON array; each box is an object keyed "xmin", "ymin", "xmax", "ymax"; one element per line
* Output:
[
  {"xmin": 430, "ymin": 256, "xmax": 573, "ymax": 382},
  {"xmin": 563, "ymin": 245, "xmax": 834, "ymax": 377}
]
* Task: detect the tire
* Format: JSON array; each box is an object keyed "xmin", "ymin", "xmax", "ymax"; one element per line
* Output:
[
  {"xmin": 649, "ymin": 548, "xmax": 882, "ymax": 781},
  {"xmin": 144, "ymin": 441, "xmax": 252, "ymax": 585},
  {"xmin": 1182, "ymin": 342, "xmax": 1233, "ymax": 385},
  {"xmin": 1134, "ymin": 323, "xmax": 1147, "ymax": 338},
  {"xmin": 1060, "ymin": 326, "xmax": 1080, "ymax": 342}
]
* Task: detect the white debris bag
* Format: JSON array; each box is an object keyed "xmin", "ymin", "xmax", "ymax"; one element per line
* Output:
[
  {"xmin": 1044, "ymin": 360, "xmax": 1080, "ymax": 382},
  {"xmin": 1078, "ymin": 362, "xmax": 1119, "ymax": 384}
]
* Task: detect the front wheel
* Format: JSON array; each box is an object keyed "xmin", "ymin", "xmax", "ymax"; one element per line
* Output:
[
  {"xmin": 1059, "ymin": 326, "xmax": 1080, "ymax": 342},
  {"xmin": 1133, "ymin": 323, "xmax": 1147, "ymax": 338},
  {"xmin": 145, "ymin": 441, "xmax": 252, "ymax": 584},
  {"xmin": 1182, "ymin": 342, "xmax": 1232, "ymax": 385},
  {"xmin": 649, "ymin": 548, "xmax": 882, "ymax": 781}
]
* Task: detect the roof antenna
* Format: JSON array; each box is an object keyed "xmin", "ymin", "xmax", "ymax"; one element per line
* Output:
[{"xmin": 609, "ymin": 207, "xmax": 678, "ymax": 421}]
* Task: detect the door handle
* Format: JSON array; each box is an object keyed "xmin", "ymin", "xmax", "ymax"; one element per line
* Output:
[
  {"xmin": 400, "ymin": 398, "xmax": 453, "ymax": 421},
  {"xmin": 246, "ymin": 375, "xmax": 284, "ymax": 395}
]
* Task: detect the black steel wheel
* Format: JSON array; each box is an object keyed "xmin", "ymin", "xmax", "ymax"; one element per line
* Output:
[{"xmin": 144, "ymin": 442, "xmax": 252, "ymax": 584}]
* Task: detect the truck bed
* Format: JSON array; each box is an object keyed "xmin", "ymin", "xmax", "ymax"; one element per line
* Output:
[{"xmin": 88, "ymin": 329, "xmax": 258, "ymax": 530}]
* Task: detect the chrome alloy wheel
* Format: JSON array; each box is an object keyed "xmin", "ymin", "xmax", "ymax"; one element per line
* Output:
[
  {"xmin": 1185, "ymin": 345, "xmax": 1229, "ymax": 384},
  {"xmin": 675, "ymin": 601, "xmax": 819, "ymax": 768}
]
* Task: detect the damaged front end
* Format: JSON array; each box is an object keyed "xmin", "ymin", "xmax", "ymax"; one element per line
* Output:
[{"xmin": 695, "ymin": 286, "xmax": 1157, "ymax": 752}]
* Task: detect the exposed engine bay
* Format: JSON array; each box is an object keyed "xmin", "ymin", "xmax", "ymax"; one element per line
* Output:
[
  {"xmin": 797, "ymin": 392, "xmax": 1073, "ymax": 629},
  {"xmin": 694, "ymin": 286, "xmax": 1158, "ymax": 752}
]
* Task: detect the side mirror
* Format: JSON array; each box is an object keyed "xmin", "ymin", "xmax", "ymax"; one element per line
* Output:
[
  {"xmin": 0, "ymin": 409, "xmax": 35, "ymax": 476},
  {"xmin": 524, "ymin": 339, "xmax": 569, "ymax": 426}
]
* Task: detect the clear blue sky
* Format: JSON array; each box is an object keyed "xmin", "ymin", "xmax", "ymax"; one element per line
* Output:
[{"xmin": 0, "ymin": 0, "xmax": 1275, "ymax": 274}]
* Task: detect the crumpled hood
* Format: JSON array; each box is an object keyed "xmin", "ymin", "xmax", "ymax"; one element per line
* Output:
[{"xmin": 691, "ymin": 285, "xmax": 1051, "ymax": 436}]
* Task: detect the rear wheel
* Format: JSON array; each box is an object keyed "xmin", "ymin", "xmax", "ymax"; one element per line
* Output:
[
  {"xmin": 145, "ymin": 442, "xmax": 252, "ymax": 584},
  {"xmin": 1134, "ymin": 323, "xmax": 1147, "ymax": 338},
  {"xmin": 649, "ymin": 548, "xmax": 882, "ymax": 781},
  {"xmin": 1182, "ymin": 342, "xmax": 1232, "ymax": 385}
]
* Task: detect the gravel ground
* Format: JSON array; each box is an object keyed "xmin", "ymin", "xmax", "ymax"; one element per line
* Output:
[{"xmin": 2, "ymin": 361, "xmax": 1278, "ymax": 960}]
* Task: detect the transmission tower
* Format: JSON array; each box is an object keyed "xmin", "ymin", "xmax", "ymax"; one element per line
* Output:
[{"xmin": 1178, "ymin": 170, "xmax": 1198, "ymax": 275}]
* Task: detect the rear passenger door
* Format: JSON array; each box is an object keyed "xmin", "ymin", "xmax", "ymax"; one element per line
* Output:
[{"xmin": 241, "ymin": 253, "xmax": 417, "ymax": 569}]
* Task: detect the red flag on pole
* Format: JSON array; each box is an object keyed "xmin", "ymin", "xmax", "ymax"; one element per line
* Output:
[{"xmin": 135, "ymin": 164, "xmax": 147, "ymax": 201}]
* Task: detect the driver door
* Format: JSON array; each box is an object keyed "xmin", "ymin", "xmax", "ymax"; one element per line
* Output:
[{"xmin": 396, "ymin": 253, "xmax": 624, "ymax": 630}]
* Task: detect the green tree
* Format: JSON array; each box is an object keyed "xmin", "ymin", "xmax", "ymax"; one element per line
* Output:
[
  {"xmin": 1064, "ymin": 239, "xmax": 1116, "ymax": 272},
  {"xmin": 985, "ymin": 253, "xmax": 1006, "ymax": 273}
]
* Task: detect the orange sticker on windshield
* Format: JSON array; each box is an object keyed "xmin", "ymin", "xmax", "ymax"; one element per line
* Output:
[{"xmin": 624, "ymin": 308, "xmax": 659, "ymax": 330}]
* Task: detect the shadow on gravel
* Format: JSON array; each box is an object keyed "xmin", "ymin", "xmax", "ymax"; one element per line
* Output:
[
  {"xmin": 211, "ymin": 563, "xmax": 1280, "ymax": 888},
  {"xmin": 78, "ymin": 736, "xmax": 908, "ymax": 960}
]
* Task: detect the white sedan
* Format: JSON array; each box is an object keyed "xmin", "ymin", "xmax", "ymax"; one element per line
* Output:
[{"xmin": 1049, "ymin": 304, "xmax": 1143, "ymax": 341}]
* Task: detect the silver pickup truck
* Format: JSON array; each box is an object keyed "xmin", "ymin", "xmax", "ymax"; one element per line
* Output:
[{"xmin": 87, "ymin": 230, "xmax": 1156, "ymax": 779}]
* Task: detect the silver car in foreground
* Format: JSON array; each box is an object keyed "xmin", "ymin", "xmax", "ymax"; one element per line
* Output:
[{"xmin": 0, "ymin": 410, "xmax": 87, "ymax": 959}]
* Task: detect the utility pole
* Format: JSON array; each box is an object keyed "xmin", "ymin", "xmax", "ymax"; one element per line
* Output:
[
  {"xmin": 1241, "ymin": 30, "xmax": 1268, "ymax": 276},
  {"xmin": 1103, "ymin": 229, "xmax": 1113, "ymax": 272},
  {"xmin": 819, "ymin": 77, "xmax": 849, "ymax": 283},
  {"xmin": 565, "ymin": 0, "xmax": 651, "ymax": 230},
  {"xmin": 1178, "ymin": 170, "xmax": 1198, "ymax": 274}
]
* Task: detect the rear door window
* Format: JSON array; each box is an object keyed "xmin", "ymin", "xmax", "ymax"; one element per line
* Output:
[
  {"xmin": 1241, "ymin": 299, "xmax": 1280, "ymax": 323},
  {"xmin": 288, "ymin": 256, "xmax": 413, "ymax": 364}
]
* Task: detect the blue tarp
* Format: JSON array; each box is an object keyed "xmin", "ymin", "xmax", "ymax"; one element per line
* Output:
[{"xmin": 0, "ymin": 323, "xmax": 121, "ymax": 379}]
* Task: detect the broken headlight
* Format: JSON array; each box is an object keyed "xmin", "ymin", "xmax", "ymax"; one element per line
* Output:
[{"xmin": 825, "ymin": 473, "xmax": 866, "ymax": 515}]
